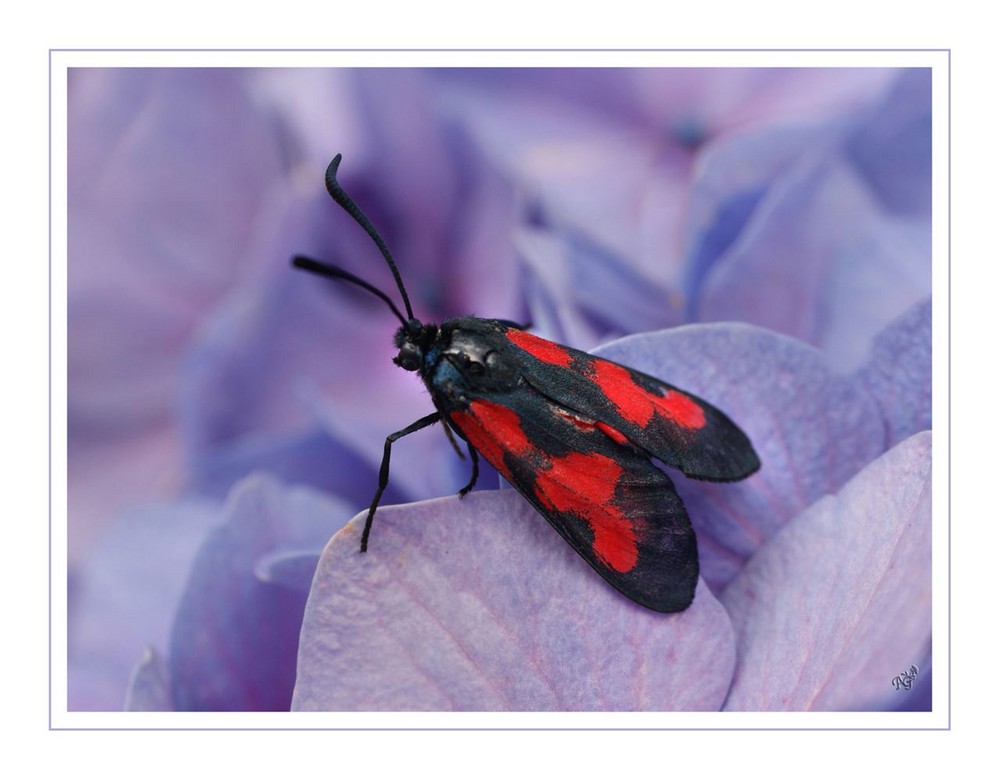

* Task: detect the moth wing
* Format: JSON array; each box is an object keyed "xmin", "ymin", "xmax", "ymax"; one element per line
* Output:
[
  {"xmin": 447, "ymin": 387, "xmax": 698, "ymax": 613},
  {"xmin": 500, "ymin": 326, "xmax": 761, "ymax": 482}
]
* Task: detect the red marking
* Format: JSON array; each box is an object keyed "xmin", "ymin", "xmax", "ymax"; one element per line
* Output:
[
  {"xmin": 554, "ymin": 408, "xmax": 595, "ymax": 432},
  {"xmin": 534, "ymin": 451, "xmax": 638, "ymax": 572},
  {"xmin": 454, "ymin": 399, "xmax": 639, "ymax": 571},
  {"xmin": 595, "ymin": 421, "xmax": 630, "ymax": 446},
  {"xmin": 449, "ymin": 400, "xmax": 531, "ymax": 480},
  {"xmin": 589, "ymin": 360, "xmax": 705, "ymax": 430},
  {"xmin": 554, "ymin": 408, "xmax": 632, "ymax": 447},
  {"xmin": 656, "ymin": 390, "xmax": 706, "ymax": 429},
  {"xmin": 507, "ymin": 328, "xmax": 574, "ymax": 368}
]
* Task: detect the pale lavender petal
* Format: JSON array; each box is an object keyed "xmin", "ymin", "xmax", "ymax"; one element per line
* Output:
[
  {"xmin": 124, "ymin": 649, "xmax": 173, "ymax": 712},
  {"xmin": 68, "ymin": 500, "xmax": 220, "ymax": 710},
  {"xmin": 594, "ymin": 324, "xmax": 884, "ymax": 589},
  {"xmin": 179, "ymin": 236, "xmax": 433, "ymax": 476},
  {"xmin": 633, "ymin": 68, "xmax": 897, "ymax": 134},
  {"xmin": 437, "ymin": 83, "xmax": 690, "ymax": 282},
  {"xmin": 293, "ymin": 490, "xmax": 735, "ymax": 711},
  {"xmin": 68, "ymin": 68, "xmax": 287, "ymax": 552},
  {"xmin": 692, "ymin": 71, "xmax": 931, "ymax": 371},
  {"xmin": 437, "ymin": 68, "xmax": 895, "ymax": 138},
  {"xmin": 168, "ymin": 475, "xmax": 347, "ymax": 711},
  {"xmin": 515, "ymin": 226, "xmax": 681, "ymax": 350},
  {"xmin": 188, "ymin": 425, "xmax": 404, "ymax": 511},
  {"xmin": 721, "ymin": 431, "xmax": 931, "ymax": 711},
  {"xmin": 845, "ymin": 69, "xmax": 932, "ymax": 217},
  {"xmin": 248, "ymin": 69, "xmax": 368, "ymax": 173},
  {"xmin": 438, "ymin": 68, "xmax": 897, "ymax": 293},
  {"xmin": 254, "ymin": 549, "xmax": 324, "ymax": 592},
  {"xmin": 856, "ymin": 298, "xmax": 932, "ymax": 448},
  {"xmin": 679, "ymin": 123, "xmax": 828, "ymax": 312}
]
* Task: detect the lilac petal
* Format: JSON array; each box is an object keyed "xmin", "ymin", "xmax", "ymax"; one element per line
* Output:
[
  {"xmin": 254, "ymin": 549, "xmax": 324, "ymax": 592},
  {"xmin": 845, "ymin": 69, "xmax": 932, "ymax": 217},
  {"xmin": 188, "ymin": 424, "xmax": 409, "ymax": 512},
  {"xmin": 293, "ymin": 490, "xmax": 735, "ymax": 711},
  {"xmin": 721, "ymin": 431, "xmax": 931, "ymax": 711},
  {"xmin": 168, "ymin": 475, "xmax": 347, "ymax": 711},
  {"xmin": 679, "ymin": 123, "xmax": 829, "ymax": 310},
  {"xmin": 438, "ymin": 84, "xmax": 690, "ymax": 281},
  {"xmin": 248, "ymin": 69, "xmax": 368, "ymax": 174},
  {"xmin": 68, "ymin": 427, "xmax": 184, "ymax": 560},
  {"xmin": 68, "ymin": 69, "xmax": 286, "ymax": 548},
  {"xmin": 68, "ymin": 501, "xmax": 220, "ymax": 710},
  {"xmin": 124, "ymin": 649, "xmax": 173, "ymax": 711},
  {"xmin": 630, "ymin": 68, "xmax": 896, "ymax": 135},
  {"xmin": 182, "ymin": 254, "xmax": 431, "ymax": 477},
  {"xmin": 594, "ymin": 324, "xmax": 884, "ymax": 589},
  {"xmin": 855, "ymin": 297, "xmax": 932, "ymax": 449},
  {"xmin": 516, "ymin": 226, "xmax": 683, "ymax": 351},
  {"xmin": 693, "ymin": 134, "xmax": 930, "ymax": 371}
]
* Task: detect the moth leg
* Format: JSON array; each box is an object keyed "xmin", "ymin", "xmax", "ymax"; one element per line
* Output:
[
  {"xmin": 457, "ymin": 444, "xmax": 479, "ymax": 498},
  {"xmin": 441, "ymin": 419, "xmax": 466, "ymax": 459},
  {"xmin": 360, "ymin": 411, "xmax": 441, "ymax": 552}
]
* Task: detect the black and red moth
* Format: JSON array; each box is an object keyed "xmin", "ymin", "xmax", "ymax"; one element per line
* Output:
[{"xmin": 293, "ymin": 154, "xmax": 760, "ymax": 613}]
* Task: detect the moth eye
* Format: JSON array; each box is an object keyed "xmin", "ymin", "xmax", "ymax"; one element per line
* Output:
[{"xmin": 395, "ymin": 344, "xmax": 421, "ymax": 372}]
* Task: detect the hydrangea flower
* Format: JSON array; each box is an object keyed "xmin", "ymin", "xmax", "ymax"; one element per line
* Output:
[{"xmin": 67, "ymin": 67, "xmax": 932, "ymax": 712}]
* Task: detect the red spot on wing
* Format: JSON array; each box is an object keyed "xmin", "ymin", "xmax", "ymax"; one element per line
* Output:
[
  {"xmin": 589, "ymin": 360, "xmax": 706, "ymax": 430},
  {"xmin": 506, "ymin": 328, "xmax": 574, "ymax": 368},
  {"xmin": 555, "ymin": 408, "xmax": 632, "ymax": 446},
  {"xmin": 451, "ymin": 396, "xmax": 641, "ymax": 573},
  {"xmin": 595, "ymin": 420, "xmax": 630, "ymax": 446},
  {"xmin": 656, "ymin": 391, "xmax": 706, "ymax": 429},
  {"xmin": 534, "ymin": 451, "xmax": 638, "ymax": 573},
  {"xmin": 449, "ymin": 400, "xmax": 531, "ymax": 480}
]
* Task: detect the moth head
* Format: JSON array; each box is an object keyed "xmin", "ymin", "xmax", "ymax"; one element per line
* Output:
[{"xmin": 393, "ymin": 319, "xmax": 437, "ymax": 373}]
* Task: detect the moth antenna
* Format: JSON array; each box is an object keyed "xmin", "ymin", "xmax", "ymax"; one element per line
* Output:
[
  {"xmin": 324, "ymin": 154, "xmax": 415, "ymax": 322},
  {"xmin": 291, "ymin": 256, "xmax": 409, "ymax": 327}
]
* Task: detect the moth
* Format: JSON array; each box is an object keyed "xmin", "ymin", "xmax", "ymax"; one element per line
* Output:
[{"xmin": 293, "ymin": 154, "xmax": 760, "ymax": 612}]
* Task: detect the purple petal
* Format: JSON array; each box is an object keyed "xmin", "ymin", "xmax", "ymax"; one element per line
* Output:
[
  {"xmin": 721, "ymin": 431, "xmax": 931, "ymax": 711},
  {"xmin": 179, "ymin": 236, "xmax": 433, "ymax": 476},
  {"xmin": 629, "ymin": 68, "xmax": 896, "ymax": 135},
  {"xmin": 293, "ymin": 490, "xmax": 735, "ymax": 711},
  {"xmin": 438, "ymin": 68, "xmax": 897, "ymax": 293},
  {"xmin": 515, "ymin": 227, "xmax": 682, "ymax": 350},
  {"xmin": 594, "ymin": 324, "xmax": 884, "ymax": 589},
  {"xmin": 845, "ymin": 69, "xmax": 932, "ymax": 217},
  {"xmin": 124, "ymin": 649, "xmax": 173, "ymax": 711},
  {"xmin": 68, "ymin": 501, "xmax": 220, "ymax": 710},
  {"xmin": 689, "ymin": 71, "xmax": 931, "ymax": 370},
  {"xmin": 679, "ymin": 123, "xmax": 828, "ymax": 310},
  {"xmin": 254, "ymin": 549, "xmax": 325, "ymax": 592},
  {"xmin": 855, "ymin": 297, "xmax": 932, "ymax": 448},
  {"xmin": 188, "ymin": 424, "xmax": 406, "ymax": 512},
  {"xmin": 68, "ymin": 69, "xmax": 287, "ymax": 551},
  {"xmin": 168, "ymin": 475, "xmax": 347, "ymax": 710},
  {"xmin": 437, "ymin": 82, "xmax": 691, "ymax": 281}
]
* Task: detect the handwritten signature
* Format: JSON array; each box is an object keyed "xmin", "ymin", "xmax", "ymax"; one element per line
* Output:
[{"xmin": 891, "ymin": 665, "xmax": 920, "ymax": 691}]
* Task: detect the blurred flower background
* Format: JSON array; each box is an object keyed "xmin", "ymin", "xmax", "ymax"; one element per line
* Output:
[{"xmin": 66, "ymin": 66, "xmax": 933, "ymax": 712}]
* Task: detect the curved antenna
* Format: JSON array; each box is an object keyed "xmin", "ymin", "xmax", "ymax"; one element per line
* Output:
[
  {"xmin": 324, "ymin": 154, "xmax": 415, "ymax": 321},
  {"xmin": 292, "ymin": 256, "xmax": 408, "ymax": 326}
]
